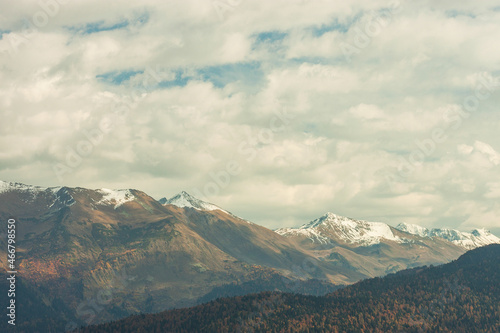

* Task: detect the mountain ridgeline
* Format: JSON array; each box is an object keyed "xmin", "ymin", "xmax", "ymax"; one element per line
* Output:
[
  {"xmin": 77, "ymin": 244, "xmax": 500, "ymax": 333},
  {"xmin": 0, "ymin": 180, "xmax": 499, "ymax": 331}
]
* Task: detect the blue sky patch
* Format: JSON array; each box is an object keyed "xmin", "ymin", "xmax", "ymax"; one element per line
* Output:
[
  {"xmin": 445, "ymin": 10, "xmax": 476, "ymax": 18},
  {"xmin": 96, "ymin": 63, "xmax": 265, "ymax": 90},
  {"xmin": 255, "ymin": 31, "xmax": 287, "ymax": 43},
  {"xmin": 198, "ymin": 62, "xmax": 264, "ymax": 89},
  {"xmin": 67, "ymin": 19, "xmax": 130, "ymax": 35},
  {"xmin": 102, "ymin": 63, "xmax": 267, "ymax": 90},
  {"xmin": 0, "ymin": 30, "xmax": 11, "ymax": 39},
  {"xmin": 135, "ymin": 12, "xmax": 150, "ymax": 25},
  {"xmin": 311, "ymin": 19, "xmax": 352, "ymax": 36},
  {"xmin": 96, "ymin": 70, "xmax": 143, "ymax": 85},
  {"xmin": 67, "ymin": 11, "xmax": 149, "ymax": 35}
]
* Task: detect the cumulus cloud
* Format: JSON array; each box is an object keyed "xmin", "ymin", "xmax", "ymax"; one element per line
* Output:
[
  {"xmin": 473, "ymin": 140, "xmax": 500, "ymax": 165},
  {"xmin": 0, "ymin": 0, "xmax": 499, "ymax": 234}
]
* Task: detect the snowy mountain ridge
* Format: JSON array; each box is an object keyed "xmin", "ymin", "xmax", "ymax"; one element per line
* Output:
[
  {"xmin": 277, "ymin": 212, "xmax": 500, "ymax": 250},
  {"xmin": 396, "ymin": 223, "xmax": 500, "ymax": 250},
  {"xmin": 276, "ymin": 212, "xmax": 405, "ymax": 246},
  {"xmin": 0, "ymin": 181, "xmax": 138, "ymax": 210},
  {"xmin": 0, "ymin": 180, "xmax": 61, "ymax": 196}
]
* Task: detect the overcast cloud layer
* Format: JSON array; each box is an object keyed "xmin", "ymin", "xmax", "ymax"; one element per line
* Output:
[{"xmin": 1, "ymin": 0, "xmax": 500, "ymax": 234}]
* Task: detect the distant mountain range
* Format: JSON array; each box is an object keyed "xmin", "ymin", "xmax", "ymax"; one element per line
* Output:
[
  {"xmin": 0, "ymin": 180, "xmax": 498, "ymax": 330},
  {"xmin": 395, "ymin": 222, "xmax": 499, "ymax": 250},
  {"xmin": 277, "ymin": 212, "xmax": 499, "ymax": 250},
  {"xmin": 79, "ymin": 244, "xmax": 500, "ymax": 332}
]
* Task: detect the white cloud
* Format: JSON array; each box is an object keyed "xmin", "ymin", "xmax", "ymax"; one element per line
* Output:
[
  {"xmin": 473, "ymin": 140, "xmax": 500, "ymax": 165},
  {"xmin": 349, "ymin": 103, "xmax": 385, "ymax": 120},
  {"xmin": 457, "ymin": 144, "xmax": 474, "ymax": 155}
]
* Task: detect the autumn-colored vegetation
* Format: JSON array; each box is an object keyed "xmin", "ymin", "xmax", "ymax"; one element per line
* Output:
[{"xmin": 76, "ymin": 244, "xmax": 500, "ymax": 332}]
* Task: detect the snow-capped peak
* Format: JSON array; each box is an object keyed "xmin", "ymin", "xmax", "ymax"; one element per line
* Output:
[
  {"xmin": 300, "ymin": 212, "xmax": 347, "ymax": 229},
  {"xmin": 277, "ymin": 212, "xmax": 403, "ymax": 246},
  {"xmin": 97, "ymin": 188, "xmax": 135, "ymax": 209},
  {"xmin": 161, "ymin": 191, "xmax": 225, "ymax": 212},
  {"xmin": 395, "ymin": 223, "xmax": 500, "ymax": 250}
]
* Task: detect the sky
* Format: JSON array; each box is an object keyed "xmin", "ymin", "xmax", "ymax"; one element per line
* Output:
[{"xmin": 0, "ymin": 0, "xmax": 499, "ymax": 235}]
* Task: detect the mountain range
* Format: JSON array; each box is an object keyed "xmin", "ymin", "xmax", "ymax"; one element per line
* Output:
[{"xmin": 0, "ymin": 180, "xmax": 499, "ymax": 331}]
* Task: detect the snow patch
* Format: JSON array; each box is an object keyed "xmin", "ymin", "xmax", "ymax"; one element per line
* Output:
[{"xmin": 97, "ymin": 189, "xmax": 135, "ymax": 209}]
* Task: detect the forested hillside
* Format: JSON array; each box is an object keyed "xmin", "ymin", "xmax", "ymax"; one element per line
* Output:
[{"xmin": 77, "ymin": 244, "xmax": 500, "ymax": 332}]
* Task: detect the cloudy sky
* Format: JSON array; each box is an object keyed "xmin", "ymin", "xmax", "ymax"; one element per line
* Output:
[{"xmin": 1, "ymin": 0, "xmax": 500, "ymax": 234}]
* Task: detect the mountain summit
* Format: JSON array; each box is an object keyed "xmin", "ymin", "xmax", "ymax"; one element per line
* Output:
[
  {"xmin": 159, "ymin": 191, "xmax": 225, "ymax": 212},
  {"xmin": 276, "ymin": 212, "xmax": 404, "ymax": 246}
]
